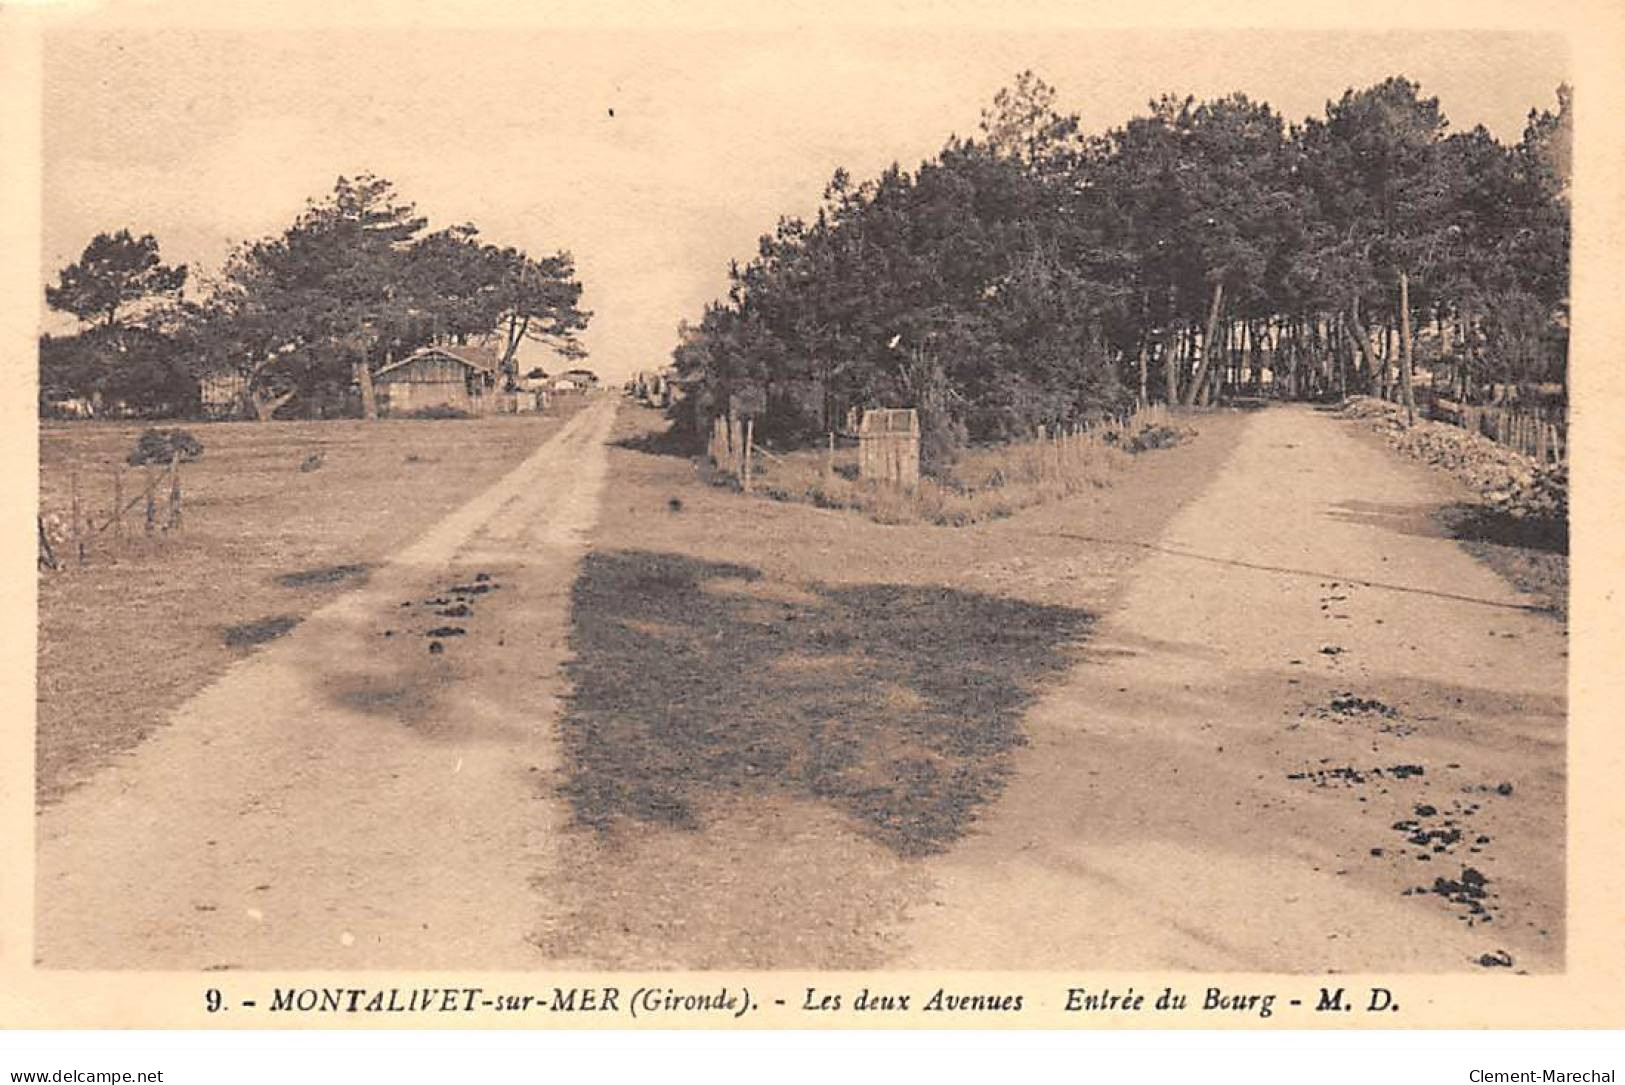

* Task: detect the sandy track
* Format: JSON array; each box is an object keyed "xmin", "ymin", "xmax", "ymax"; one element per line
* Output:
[
  {"xmin": 901, "ymin": 404, "xmax": 1566, "ymax": 972},
  {"xmin": 35, "ymin": 396, "xmax": 618, "ymax": 970}
]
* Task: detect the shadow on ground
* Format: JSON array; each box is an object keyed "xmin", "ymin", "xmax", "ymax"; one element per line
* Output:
[
  {"xmin": 1319, "ymin": 499, "xmax": 1567, "ymax": 618},
  {"xmin": 1438, "ymin": 503, "xmax": 1567, "ymax": 555},
  {"xmin": 1325, "ymin": 499, "xmax": 1566, "ymax": 556},
  {"xmin": 1324, "ymin": 498, "xmax": 1453, "ymax": 540},
  {"xmin": 557, "ymin": 549, "xmax": 1096, "ymax": 857},
  {"xmin": 274, "ymin": 562, "xmax": 374, "ymax": 588},
  {"xmin": 610, "ymin": 423, "xmax": 698, "ymax": 458},
  {"xmin": 222, "ymin": 614, "xmax": 300, "ymax": 647},
  {"xmin": 1438, "ymin": 503, "xmax": 1568, "ymax": 619}
]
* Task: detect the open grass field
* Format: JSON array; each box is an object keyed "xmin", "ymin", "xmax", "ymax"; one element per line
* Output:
[{"xmin": 35, "ymin": 402, "xmax": 583, "ymax": 805}]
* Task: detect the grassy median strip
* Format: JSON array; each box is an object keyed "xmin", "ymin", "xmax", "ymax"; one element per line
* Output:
[{"xmin": 556, "ymin": 548, "xmax": 1095, "ymax": 857}]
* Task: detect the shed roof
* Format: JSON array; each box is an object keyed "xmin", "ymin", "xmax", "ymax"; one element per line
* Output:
[{"xmin": 377, "ymin": 344, "xmax": 503, "ymax": 379}]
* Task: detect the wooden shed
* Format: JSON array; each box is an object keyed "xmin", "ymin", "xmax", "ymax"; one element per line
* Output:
[
  {"xmin": 858, "ymin": 407, "xmax": 920, "ymax": 487},
  {"xmin": 199, "ymin": 371, "xmax": 249, "ymax": 419},
  {"xmin": 375, "ymin": 345, "xmax": 502, "ymax": 415}
]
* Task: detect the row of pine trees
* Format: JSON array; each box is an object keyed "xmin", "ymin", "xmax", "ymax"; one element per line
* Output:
[{"xmin": 671, "ymin": 74, "xmax": 1571, "ymax": 459}]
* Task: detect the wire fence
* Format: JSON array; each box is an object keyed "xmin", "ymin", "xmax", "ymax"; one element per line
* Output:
[{"xmin": 38, "ymin": 455, "xmax": 186, "ymax": 571}]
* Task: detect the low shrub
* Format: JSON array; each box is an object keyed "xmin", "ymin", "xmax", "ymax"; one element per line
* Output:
[
  {"xmin": 127, "ymin": 427, "xmax": 204, "ymax": 466},
  {"xmin": 407, "ymin": 404, "xmax": 471, "ymax": 420},
  {"xmin": 1124, "ymin": 423, "xmax": 1189, "ymax": 453}
]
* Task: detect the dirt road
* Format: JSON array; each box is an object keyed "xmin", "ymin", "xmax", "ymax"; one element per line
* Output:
[
  {"xmin": 35, "ymin": 396, "xmax": 619, "ymax": 969},
  {"xmin": 36, "ymin": 396, "xmax": 1565, "ymax": 974},
  {"xmin": 901, "ymin": 404, "xmax": 1566, "ymax": 972}
]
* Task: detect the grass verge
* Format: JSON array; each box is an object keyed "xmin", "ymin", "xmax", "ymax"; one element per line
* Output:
[{"xmin": 745, "ymin": 421, "xmax": 1194, "ymax": 526}]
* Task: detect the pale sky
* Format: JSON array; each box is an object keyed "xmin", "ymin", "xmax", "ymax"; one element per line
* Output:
[{"xmin": 40, "ymin": 25, "xmax": 1568, "ymax": 381}]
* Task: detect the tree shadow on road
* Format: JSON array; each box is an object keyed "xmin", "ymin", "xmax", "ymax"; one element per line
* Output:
[
  {"xmin": 1326, "ymin": 498, "xmax": 1567, "ymax": 556},
  {"xmin": 1323, "ymin": 498, "xmax": 1455, "ymax": 540},
  {"xmin": 556, "ymin": 549, "xmax": 1097, "ymax": 857},
  {"xmin": 610, "ymin": 423, "xmax": 697, "ymax": 459},
  {"xmin": 1437, "ymin": 502, "xmax": 1567, "ymax": 555},
  {"xmin": 1321, "ymin": 499, "xmax": 1567, "ymax": 618}
]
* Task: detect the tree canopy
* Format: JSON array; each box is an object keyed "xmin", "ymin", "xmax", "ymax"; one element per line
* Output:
[
  {"xmin": 670, "ymin": 74, "xmax": 1571, "ymax": 462},
  {"xmin": 41, "ymin": 230, "xmax": 193, "ymax": 415},
  {"xmin": 43, "ymin": 174, "xmax": 589, "ymax": 420},
  {"xmin": 186, "ymin": 174, "xmax": 589, "ymax": 419},
  {"xmin": 46, "ymin": 229, "xmax": 188, "ymax": 331}
]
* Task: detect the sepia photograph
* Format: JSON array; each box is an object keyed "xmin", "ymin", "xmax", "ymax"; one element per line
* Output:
[{"xmin": 4, "ymin": 2, "xmax": 1618, "ymax": 1042}]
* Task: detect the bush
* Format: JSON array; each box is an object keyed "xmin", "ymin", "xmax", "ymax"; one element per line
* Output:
[
  {"xmin": 1124, "ymin": 424, "xmax": 1189, "ymax": 453},
  {"xmin": 407, "ymin": 404, "xmax": 472, "ymax": 420},
  {"xmin": 127, "ymin": 427, "xmax": 204, "ymax": 466}
]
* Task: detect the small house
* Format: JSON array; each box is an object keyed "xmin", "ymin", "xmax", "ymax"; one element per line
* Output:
[{"xmin": 375, "ymin": 345, "xmax": 503, "ymax": 415}]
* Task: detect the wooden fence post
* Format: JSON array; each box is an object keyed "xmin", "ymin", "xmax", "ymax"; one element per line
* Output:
[
  {"xmin": 167, "ymin": 453, "xmax": 182, "ymax": 530},
  {"xmin": 112, "ymin": 467, "xmax": 123, "ymax": 545},
  {"xmin": 70, "ymin": 469, "xmax": 84, "ymax": 565},
  {"xmin": 826, "ymin": 431, "xmax": 835, "ymax": 476},
  {"xmin": 742, "ymin": 417, "xmax": 753, "ymax": 493},
  {"xmin": 38, "ymin": 516, "xmax": 59, "ymax": 571}
]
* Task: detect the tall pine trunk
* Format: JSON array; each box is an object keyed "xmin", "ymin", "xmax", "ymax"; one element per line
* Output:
[
  {"xmin": 1165, "ymin": 327, "xmax": 1183, "ymax": 405},
  {"xmin": 1182, "ymin": 280, "xmax": 1225, "ymax": 407},
  {"xmin": 1347, "ymin": 301, "xmax": 1379, "ymax": 396},
  {"xmin": 1397, "ymin": 270, "xmax": 1417, "ymax": 424},
  {"xmin": 1383, "ymin": 321, "xmax": 1396, "ymax": 401},
  {"xmin": 356, "ymin": 360, "xmax": 378, "ymax": 421}
]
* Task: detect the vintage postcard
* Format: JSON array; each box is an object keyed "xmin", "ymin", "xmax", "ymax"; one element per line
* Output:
[{"xmin": 1, "ymin": 0, "xmax": 1622, "ymax": 1040}]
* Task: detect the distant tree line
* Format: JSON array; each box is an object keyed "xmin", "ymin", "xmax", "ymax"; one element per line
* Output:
[
  {"xmin": 40, "ymin": 175, "xmax": 590, "ymax": 420},
  {"xmin": 671, "ymin": 74, "xmax": 1571, "ymax": 462}
]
